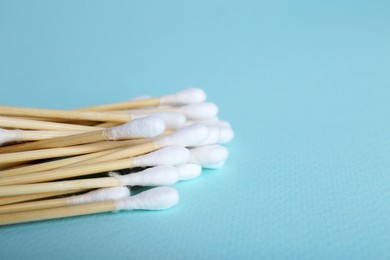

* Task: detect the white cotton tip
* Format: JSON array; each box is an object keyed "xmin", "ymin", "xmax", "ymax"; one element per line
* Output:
[
  {"xmin": 0, "ymin": 129, "xmax": 22, "ymax": 146},
  {"xmin": 189, "ymin": 145, "xmax": 229, "ymax": 166},
  {"xmin": 176, "ymin": 163, "xmax": 202, "ymax": 181},
  {"xmin": 160, "ymin": 88, "xmax": 206, "ymax": 106},
  {"xmin": 180, "ymin": 103, "xmax": 219, "ymax": 121},
  {"xmin": 184, "ymin": 117, "xmax": 218, "ymax": 126},
  {"xmin": 115, "ymin": 186, "xmax": 179, "ymax": 211},
  {"xmin": 203, "ymin": 161, "xmax": 225, "ymax": 169},
  {"xmin": 132, "ymin": 146, "xmax": 190, "ymax": 167},
  {"xmin": 204, "ymin": 120, "xmax": 231, "ymax": 128},
  {"xmin": 218, "ymin": 126, "xmax": 234, "ymax": 144},
  {"xmin": 131, "ymin": 112, "xmax": 186, "ymax": 129},
  {"xmin": 155, "ymin": 124, "xmax": 210, "ymax": 147},
  {"xmin": 191, "ymin": 125, "xmax": 234, "ymax": 146},
  {"xmin": 218, "ymin": 121, "xmax": 231, "ymax": 128},
  {"xmin": 67, "ymin": 187, "xmax": 130, "ymax": 205},
  {"xmin": 112, "ymin": 166, "xmax": 180, "ymax": 186},
  {"xmin": 191, "ymin": 117, "xmax": 220, "ymax": 124},
  {"xmin": 185, "ymin": 119, "xmax": 231, "ymax": 128},
  {"xmin": 106, "ymin": 116, "xmax": 166, "ymax": 140},
  {"xmin": 195, "ymin": 125, "xmax": 220, "ymax": 146}
]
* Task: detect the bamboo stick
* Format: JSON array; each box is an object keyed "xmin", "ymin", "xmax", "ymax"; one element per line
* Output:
[
  {"xmin": 0, "ymin": 190, "xmax": 88, "ymax": 206},
  {"xmin": 0, "ymin": 115, "xmax": 162, "ymax": 153},
  {"xmin": 0, "ymin": 139, "xmax": 138, "ymax": 165},
  {"xmin": 0, "ymin": 200, "xmax": 116, "ymax": 226},
  {"xmin": 0, "ymin": 140, "xmax": 145, "ymax": 177},
  {"xmin": 0, "ymin": 116, "xmax": 102, "ymax": 131},
  {"xmin": 0, "ymin": 196, "xmax": 71, "ymax": 214},
  {"xmin": 12, "ymin": 116, "xmax": 99, "ymax": 125},
  {"xmin": 0, "ymin": 129, "xmax": 111, "ymax": 154},
  {"xmin": 95, "ymin": 122, "xmax": 120, "ymax": 128},
  {"xmin": 0, "ymin": 177, "xmax": 120, "ymax": 196},
  {"xmin": 77, "ymin": 98, "xmax": 161, "ymax": 111},
  {"xmin": 0, "ymin": 187, "xmax": 130, "ymax": 214},
  {"xmin": 0, "ymin": 105, "xmax": 132, "ymax": 123},
  {"xmin": 0, "ymin": 157, "xmax": 140, "ymax": 186},
  {"xmin": 20, "ymin": 130, "xmax": 88, "ymax": 141},
  {"xmin": 80, "ymin": 142, "xmax": 159, "ymax": 165}
]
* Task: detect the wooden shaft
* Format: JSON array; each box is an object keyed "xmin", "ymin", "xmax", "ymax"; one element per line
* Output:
[
  {"xmin": 0, "ymin": 130, "xmax": 107, "ymax": 154},
  {"xmin": 0, "ymin": 137, "xmax": 123, "ymax": 165},
  {"xmin": 0, "ymin": 200, "xmax": 117, "ymax": 226},
  {"xmin": 81, "ymin": 141, "xmax": 160, "ymax": 165},
  {"xmin": 77, "ymin": 97, "xmax": 161, "ymax": 111},
  {"xmin": 0, "ymin": 105, "xmax": 132, "ymax": 122},
  {"xmin": 0, "ymin": 161, "xmax": 26, "ymax": 170},
  {"xmin": 0, "ymin": 116, "xmax": 101, "ymax": 131},
  {"xmin": 95, "ymin": 122, "xmax": 120, "ymax": 128},
  {"xmin": 0, "ymin": 190, "xmax": 88, "ymax": 206},
  {"xmin": 20, "ymin": 130, "xmax": 89, "ymax": 141},
  {"xmin": 0, "ymin": 140, "xmax": 145, "ymax": 177},
  {"xmin": 127, "ymin": 107, "xmax": 179, "ymax": 114},
  {"xmin": 0, "ymin": 151, "xmax": 110, "ymax": 177},
  {"xmin": 0, "ymin": 147, "xmax": 98, "ymax": 165},
  {"xmin": 0, "ymin": 158, "xmax": 134, "ymax": 186},
  {"xmin": 13, "ymin": 116, "xmax": 98, "ymax": 125},
  {"xmin": 0, "ymin": 196, "xmax": 69, "ymax": 214},
  {"xmin": 0, "ymin": 177, "xmax": 121, "ymax": 196}
]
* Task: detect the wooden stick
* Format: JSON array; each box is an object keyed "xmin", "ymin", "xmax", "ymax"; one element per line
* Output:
[
  {"xmin": 95, "ymin": 122, "xmax": 120, "ymax": 128},
  {"xmin": 0, "ymin": 186, "xmax": 130, "ymax": 213},
  {"xmin": 0, "ymin": 156, "xmax": 143, "ymax": 186},
  {"xmin": 20, "ymin": 130, "xmax": 88, "ymax": 141},
  {"xmin": 12, "ymin": 116, "xmax": 99, "ymax": 125},
  {"xmin": 0, "ymin": 140, "xmax": 145, "ymax": 177},
  {"xmin": 80, "ymin": 142, "xmax": 159, "ymax": 165},
  {"xmin": 0, "ymin": 190, "xmax": 88, "ymax": 206},
  {"xmin": 0, "ymin": 161, "xmax": 28, "ymax": 171},
  {"xmin": 0, "ymin": 151, "xmax": 109, "ymax": 177},
  {"xmin": 0, "ymin": 200, "xmax": 117, "ymax": 226},
  {"xmin": 77, "ymin": 97, "xmax": 161, "ymax": 111},
  {"xmin": 127, "ymin": 108, "xmax": 178, "ymax": 113},
  {"xmin": 0, "ymin": 140, "xmax": 143, "ymax": 175},
  {"xmin": 0, "ymin": 116, "xmax": 102, "ymax": 131},
  {"xmin": 0, "ymin": 129, "xmax": 114, "ymax": 154},
  {"xmin": 0, "ymin": 177, "xmax": 121, "ymax": 196},
  {"xmin": 0, "ymin": 139, "xmax": 141, "ymax": 165},
  {"xmin": 0, "ymin": 196, "xmax": 71, "ymax": 214},
  {"xmin": 0, "ymin": 105, "xmax": 133, "ymax": 123}
]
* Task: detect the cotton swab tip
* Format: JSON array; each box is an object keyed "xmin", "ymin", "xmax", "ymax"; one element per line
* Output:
[
  {"xmin": 190, "ymin": 145, "xmax": 229, "ymax": 166},
  {"xmin": 132, "ymin": 146, "xmax": 190, "ymax": 167},
  {"xmin": 195, "ymin": 125, "xmax": 220, "ymax": 146},
  {"xmin": 203, "ymin": 161, "xmax": 225, "ymax": 169},
  {"xmin": 112, "ymin": 166, "xmax": 180, "ymax": 186},
  {"xmin": 155, "ymin": 124, "xmax": 209, "ymax": 147},
  {"xmin": 180, "ymin": 102, "xmax": 219, "ymax": 120},
  {"xmin": 107, "ymin": 116, "xmax": 166, "ymax": 140},
  {"xmin": 67, "ymin": 187, "xmax": 130, "ymax": 205},
  {"xmin": 193, "ymin": 125, "xmax": 234, "ymax": 146},
  {"xmin": 160, "ymin": 88, "xmax": 206, "ymax": 105},
  {"xmin": 115, "ymin": 186, "xmax": 179, "ymax": 211},
  {"xmin": 0, "ymin": 128, "xmax": 22, "ymax": 146},
  {"xmin": 176, "ymin": 163, "xmax": 202, "ymax": 181},
  {"xmin": 131, "ymin": 112, "xmax": 186, "ymax": 129},
  {"xmin": 218, "ymin": 126, "xmax": 234, "ymax": 144}
]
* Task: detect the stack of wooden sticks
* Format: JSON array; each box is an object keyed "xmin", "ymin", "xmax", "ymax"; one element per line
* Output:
[{"xmin": 0, "ymin": 88, "xmax": 234, "ymax": 225}]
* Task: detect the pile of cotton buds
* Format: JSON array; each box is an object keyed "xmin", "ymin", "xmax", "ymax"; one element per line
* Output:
[{"xmin": 0, "ymin": 88, "xmax": 233, "ymax": 225}]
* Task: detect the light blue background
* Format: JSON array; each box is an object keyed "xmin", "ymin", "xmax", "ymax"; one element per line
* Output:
[{"xmin": 1, "ymin": 0, "xmax": 389, "ymax": 259}]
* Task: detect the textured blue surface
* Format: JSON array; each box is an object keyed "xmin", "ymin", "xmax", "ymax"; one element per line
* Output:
[{"xmin": 1, "ymin": 1, "xmax": 390, "ymax": 259}]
